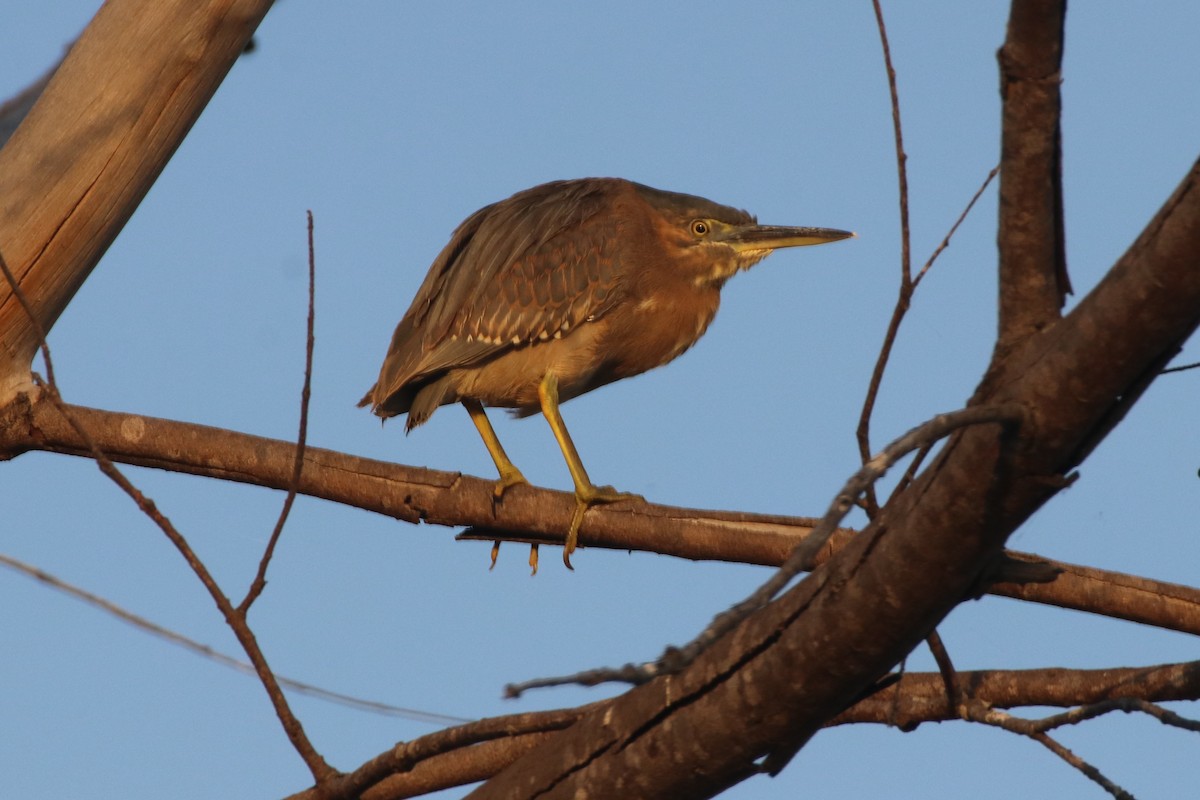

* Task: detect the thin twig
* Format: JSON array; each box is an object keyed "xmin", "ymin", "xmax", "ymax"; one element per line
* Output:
[
  {"xmin": 0, "ymin": 551, "xmax": 466, "ymax": 725},
  {"xmin": 924, "ymin": 630, "xmax": 962, "ymax": 714},
  {"xmin": 1161, "ymin": 360, "xmax": 1200, "ymax": 375},
  {"xmin": 951, "ymin": 695, "xmax": 1200, "ymax": 799},
  {"xmin": 505, "ymin": 404, "xmax": 1025, "ymax": 697},
  {"xmin": 913, "ymin": 166, "xmax": 1000, "ymax": 289},
  {"xmin": 0, "ymin": 253, "xmax": 336, "ymax": 783},
  {"xmin": 1030, "ymin": 732, "xmax": 1133, "ymax": 800},
  {"xmin": 856, "ymin": 0, "xmax": 912, "ymax": 516},
  {"xmin": 241, "ymin": 211, "xmax": 317, "ymax": 612},
  {"xmin": 0, "ymin": 250, "xmax": 56, "ymax": 387},
  {"xmin": 860, "ymin": 164, "xmax": 1001, "ymax": 515}
]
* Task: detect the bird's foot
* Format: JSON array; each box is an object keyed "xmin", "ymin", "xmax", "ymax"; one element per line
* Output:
[
  {"xmin": 562, "ymin": 485, "xmax": 643, "ymax": 569},
  {"xmin": 486, "ymin": 467, "xmax": 530, "ymax": 571},
  {"xmin": 491, "ymin": 466, "xmax": 528, "ymax": 499}
]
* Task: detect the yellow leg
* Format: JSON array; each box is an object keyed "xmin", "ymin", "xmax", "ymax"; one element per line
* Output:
[
  {"xmin": 537, "ymin": 372, "xmax": 642, "ymax": 569},
  {"xmin": 465, "ymin": 400, "xmax": 539, "ymax": 574},
  {"xmin": 464, "ymin": 400, "xmax": 527, "ymax": 496}
]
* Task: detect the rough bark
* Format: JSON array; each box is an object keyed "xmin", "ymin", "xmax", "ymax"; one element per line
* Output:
[{"xmin": 460, "ymin": 156, "xmax": 1200, "ymax": 800}]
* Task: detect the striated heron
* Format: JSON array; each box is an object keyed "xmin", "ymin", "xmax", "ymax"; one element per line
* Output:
[{"xmin": 361, "ymin": 178, "xmax": 853, "ymax": 571}]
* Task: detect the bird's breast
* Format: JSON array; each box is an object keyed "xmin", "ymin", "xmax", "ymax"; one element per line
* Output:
[{"xmin": 598, "ymin": 287, "xmax": 721, "ymax": 380}]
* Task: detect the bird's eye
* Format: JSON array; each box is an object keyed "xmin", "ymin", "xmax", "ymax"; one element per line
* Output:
[{"xmin": 690, "ymin": 220, "xmax": 710, "ymax": 237}]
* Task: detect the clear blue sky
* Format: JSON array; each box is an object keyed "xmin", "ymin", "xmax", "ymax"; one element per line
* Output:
[{"xmin": 3, "ymin": 2, "xmax": 1199, "ymax": 797}]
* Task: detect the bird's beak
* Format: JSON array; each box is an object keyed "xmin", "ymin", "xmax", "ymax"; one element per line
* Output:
[{"xmin": 720, "ymin": 225, "xmax": 856, "ymax": 253}]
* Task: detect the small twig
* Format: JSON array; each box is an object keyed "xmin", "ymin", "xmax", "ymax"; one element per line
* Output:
[
  {"xmin": 856, "ymin": 3, "xmax": 1002, "ymax": 520},
  {"xmin": 241, "ymin": 211, "xmax": 317, "ymax": 612},
  {"xmin": 0, "ymin": 551, "xmax": 465, "ymax": 724},
  {"xmin": 1, "ymin": 252, "xmax": 336, "ymax": 783},
  {"xmin": 913, "ymin": 166, "xmax": 1000, "ymax": 290},
  {"xmin": 505, "ymin": 404, "xmax": 1025, "ymax": 697},
  {"xmin": 953, "ymin": 695, "xmax": 1200, "ymax": 800},
  {"xmin": 1161, "ymin": 360, "xmax": 1200, "ymax": 375},
  {"xmin": 923, "ymin": 630, "xmax": 962, "ymax": 714},
  {"xmin": 1025, "ymin": 697, "xmax": 1200, "ymax": 736},
  {"xmin": 860, "ymin": 165, "xmax": 1001, "ymax": 515},
  {"xmin": 1135, "ymin": 699, "xmax": 1200, "ymax": 733},
  {"xmin": 857, "ymin": 0, "xmax": 911, "ymax": 516},
  {"xmin": 1030, "ymin": 732, "xmax": 1133, "ymax": 800},
  {"xmin": 964, "ymin": 701, "xmax": 1135, "ymax": 799},
  {"xmin": 872, "ymin": 0, "xmax": 912, "ymax": 289}
]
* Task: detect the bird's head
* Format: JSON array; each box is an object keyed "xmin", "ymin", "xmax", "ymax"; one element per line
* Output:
[{"xmin": 632, "ymin": 182, "xmax": 854, "ymax": 287}]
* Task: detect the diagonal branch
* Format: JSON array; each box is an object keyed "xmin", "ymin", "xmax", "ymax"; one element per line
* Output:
[
  {"xmin": 240, "ymin": 211, "xmax": 317, "ymax": 612},
  {"xmin": 461, "ymin": 148, "xmax": 1200, "ymax": 799},
  {"xmin": 0, "ymin": 0, "xmax": 274, "ymax": 398}
]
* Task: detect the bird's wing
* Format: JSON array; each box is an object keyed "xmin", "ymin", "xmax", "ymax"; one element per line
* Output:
[{"xmin": 370, "ymin": 180, "xmax": 630, "ymax": 400}]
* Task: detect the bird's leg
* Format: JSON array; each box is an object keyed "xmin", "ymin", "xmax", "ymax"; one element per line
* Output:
[
  {"xmin": 537, "ymin": 373, "xmax": 642, "ymax": 569},
  {"xmin": 464, "ymin": 400, "xmax": 527, "ymax": 495},
  {"xmin": 463, "ymin": 400, "xmax": 538, "ymax": 573}
]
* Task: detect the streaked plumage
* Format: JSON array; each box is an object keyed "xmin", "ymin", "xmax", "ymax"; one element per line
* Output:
[{"xmin": 361, "ymin": 177, "xmax": 852, "ymax": 570}]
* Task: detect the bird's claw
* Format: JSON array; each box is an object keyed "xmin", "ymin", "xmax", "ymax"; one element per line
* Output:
[
  {"xmin": 489, "ymin": 540, "xmax": 541, "ymax": 576},
  {"xmin": 491, "ymin": 468, "xmax": 528, "ymax": 500},
  {"xmin": 562, "ymin": 485, "xmax": 643, "ymax": 569}
]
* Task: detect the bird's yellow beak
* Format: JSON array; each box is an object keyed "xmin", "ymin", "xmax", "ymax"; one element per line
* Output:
[{"xmin": 720, "ymin": 225, "xmax": 856, "ymax": 253}]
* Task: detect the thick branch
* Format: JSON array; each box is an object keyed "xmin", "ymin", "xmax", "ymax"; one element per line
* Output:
[
  {"xmin": 996, "ymin": 0, "xmax": 1069, "ymax": 347},
  {"xmin": 315, "ymin": 662, "xmax": 1200, "ymax": 800},
  {"xmin": 0, "ymin": 0, "xmax": 274, "ymax": 398},
  {"xmin": 463, "ymin": 152, "xmax": 1200, "ymax": 798},
  {"xmin": 294, "ymin": 661, "xmax": 1200, "ymax": 800},
  {"xmin": 3, "ymin": 394, "xmax": 1198, "ymax": 639}
]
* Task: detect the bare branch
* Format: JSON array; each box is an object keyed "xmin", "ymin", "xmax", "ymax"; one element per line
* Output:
[
  {"xmin": 465, "ymin": 148, "xmax": 1200, "ymax": 799},
  {"xmin": 0, "ymin": 0, "xmax": 274, "ymax": 397},
  {"xmin": 240, "ymin": 211, "xmax": 317, "ymax": 612},
  {"xmin": 996, "ymin": 0, "xmax": 1070, "ymax": 348},
  {"xmin": 287, "ymin": 705, "xmax": 604, "ymax": 800},
  {"xmin": 285, "ymin": 662, "xmax": 1200, "ymax": 799},
  {"xmin": 914, "ymin": 166, "xmax": 1000, "ymax": 289},
  {"xmin": 835, "ymin": 662, "xmax": 1200, "ymax": 727},
  {"xmin": 6, "ymin": 394, "xmax": 1200, "ymax": 637},
  {"xmin": 1028, "ymin": 731, "xmax": 1133, "ymax": 800},
  {"xmin": 26, "ymin": 381, "xmax": 335, "ymax": 782},
  {"xmin": 960, "ymin": 701, "xmax": 1141, "ymax": 799},
  {"xmin": 856, "ymin": 0, "xmax": 912, "ymax": 515},
  {"xmin": 360, "ymin": 732, "xmax": 557, "ymax": 800},
  {"xmin": 1, "ymin": 217, "xmax": 333, "ymax": 783},
  {"xmin": 1161, "ymin": 359, "xmax": 1200, "ymax": 375}
]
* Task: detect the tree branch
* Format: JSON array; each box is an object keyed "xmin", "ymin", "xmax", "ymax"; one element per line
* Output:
[
  {"xmin": 461, "ymin": 147, "xmax": 1200, "ymax": 799},
  {"xmin": 0, "ymin": 0, "xmax": 274, "ymax": 398},
  {"xmin": 834, "ymin": 661, "xmax": 1200, "ymax": 728},
  {"xmin": 287, "ymin": 661, "xmax": 1200, "ymax": 800},
  {"xmin": 4, "ymin": 394, "xmax": 1199, "ymax": 639},
  {"xmin": 996, "ymin": 0, "xmax": 1070, "ymax": 349}
]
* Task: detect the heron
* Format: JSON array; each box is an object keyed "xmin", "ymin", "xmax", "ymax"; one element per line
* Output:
[{"xmin": 361, "ymin": 178, "xmax": 853, "ymax": 571}]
